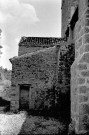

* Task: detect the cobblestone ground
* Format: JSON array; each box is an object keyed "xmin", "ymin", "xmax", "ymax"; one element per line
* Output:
[
  {"xmin": 19, "ymin": 115, "xmax": 66, "ymax": 135},
  {"xmin": 0, "ymin": 111, "xmax": 67, "ymax": 135},
  {"xmin": 0, "ymin": 111, "xmax": 26, "ymax": 135}
]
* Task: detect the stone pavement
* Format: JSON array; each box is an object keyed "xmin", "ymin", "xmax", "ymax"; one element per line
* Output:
[{"xmin": 0, "ymin": 111, "xmax": 26, "ymax": 135}]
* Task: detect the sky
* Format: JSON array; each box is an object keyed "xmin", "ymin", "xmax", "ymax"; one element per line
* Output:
[{"xmin": 0, "ymin": 0, "xmax": 62, "ymax": 69}]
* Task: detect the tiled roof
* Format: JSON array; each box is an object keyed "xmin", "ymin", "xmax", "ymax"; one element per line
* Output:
[{"xmin": 19, "ymin": 37, "xmax": 66, "ymax": 47}]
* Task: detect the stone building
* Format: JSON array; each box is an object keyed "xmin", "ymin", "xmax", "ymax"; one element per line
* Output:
[
  {"xmin": 10, "ymin": 37, "xmax": 66, "ymax": 113},
  {"xmin": 10, "ymin": 0, "xmax": 89, "ymax": 134}
]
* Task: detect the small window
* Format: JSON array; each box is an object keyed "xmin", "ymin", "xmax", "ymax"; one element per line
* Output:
[
  {"xmin": 70, "ymin": 6, "xmax": 78, "ymax": 40},
  {"xmin": 65, "ymin": 27, "xmax": 69, "ymax": 41},
  {"xmin": 70, "ymin": 6, "xmax": 78, "ymax": 28}
]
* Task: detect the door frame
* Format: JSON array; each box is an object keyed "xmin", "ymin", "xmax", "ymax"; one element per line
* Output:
[{"xmin": 19, "ymin": 84, "xmax": 30, "ymax": 111}]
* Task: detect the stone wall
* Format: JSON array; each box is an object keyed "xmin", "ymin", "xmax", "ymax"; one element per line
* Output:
[
  {"xmin": 61, "ymin": 0, "xmax": 70, "ymax": 37},
  {"xmin": 19, "ymin": 46, "xmax": 45, "ymax": 56},
  {"xmin": 61, "ymin": 0, "xmax": 78, "ymax": 37},
  {"xmin": 10, "ymin": 47, "xmax": 58, "ymax": 113},
  {"xmin": 71, "ymin": 0, "xmax": 89, "ymax": 134},
  {"xmin": 18, "ymin": 37, "xmax": 63, "ymax": 56},
  {"xmin": 55, "ymin": 41, "xmax": 74, "ymax": 122},
  {"xmin": 9, "ymin": 0, "xmax": 89, "ymax": 134}
]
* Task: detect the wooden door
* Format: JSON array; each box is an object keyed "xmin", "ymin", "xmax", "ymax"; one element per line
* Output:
[{"xmin": 19, "ymin": 85, "xmax": 29, "ymax": 111}]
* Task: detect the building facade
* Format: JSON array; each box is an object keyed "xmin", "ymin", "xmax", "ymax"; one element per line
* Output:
[
  {"xmin": 62, "ymin": 0, "xmax": 89, "ymax": 134},
  {"xmin": 10, "ymin": 37, "xmax": 62, "ymax": 112}
]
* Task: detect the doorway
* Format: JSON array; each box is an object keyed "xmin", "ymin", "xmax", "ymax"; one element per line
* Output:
[{"xmin": 19, "ymin": 85, "xmax": 29, "ymax": 111}]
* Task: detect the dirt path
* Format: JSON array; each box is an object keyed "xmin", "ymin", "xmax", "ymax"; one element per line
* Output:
[{"xmin": 19, "ymin": 115, "xmax": 66, "ymax": 135}]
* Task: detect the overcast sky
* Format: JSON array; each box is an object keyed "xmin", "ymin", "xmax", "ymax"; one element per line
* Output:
[{"xmin": 0, "ymin": 0, "xmax": 62, "ymax": 69}]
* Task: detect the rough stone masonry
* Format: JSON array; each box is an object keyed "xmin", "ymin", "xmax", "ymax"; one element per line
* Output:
[{"xmin": 10, "ymin": 0, "xmax": 89, "ymax": 134}]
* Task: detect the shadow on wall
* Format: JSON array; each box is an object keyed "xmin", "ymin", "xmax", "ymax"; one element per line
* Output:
[
  {"xmin": 0, "ymin": 97, "xmax": 10, "ymax": 112},
  {"xmin": 55, "ymin": 43, "xmax": 75, "ymax": 123},
  {"xmin": 27, "ymin": 86, "xmax": 56, "ymax": 119}
]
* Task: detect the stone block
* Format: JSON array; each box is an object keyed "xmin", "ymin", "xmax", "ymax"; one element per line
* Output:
[
  {"xmin": 77, "ymin": 123, "xmax": 89, "ymax": 134},
  {"xmin": 81, "ymin": 70, "xmax": 89, "ymax": 77},
  {"xmin": 77, "ymin": 64, "xmax": 87, "ymax": 70},
  {"xmin": 84, "ymin": 26, "xmax": 89, "ymax": 34},
  {"xmin": 79, "ymin": 114, "xmax": 89, "ymax": 124},
  {"xmin": 79, "ymin": 0, "xmax": 89, "ymax": 18},
  {"xmin": 85, "ymin": 9, "xmax": 89, "ymax": 15},
  {"xmin": 79, "ymin": 85, "xmax": 89, "ymax": 94},
  {"xmin": 80, "ymin": 44, "xmax": 89, "ymax": 54},
  {"xmin": 79, "ymin": 104, "xmax": 89, "ymax": 115},
  {"xmin": 71, "ymin": 102, "xmax": 78, "ymax": 113},
  {"xmin": 79, "ymin": 95, "xmax": 88, "ymax": 103},
  {"xmin": 80, "ymin": 17, "xmax": 85, "ymax": 28},
  {"xmin": 77, "ymin": 77, "xmax": 85, "ymax": 85},
  {"xmin": 85, "ymin": 19, "xmax": 89, "ymax": 27},
  {"xmin": 83, "ymin": 34, "xmax": 89, "ymax": 44},
  {"xmin": 75, "ymin": 24, "xmax": 81, "ymax": 38},
  {"xmin": 87, "ymin": 79, "xmax": 89, "ymax": 84},
  {"xmin": 71, "ymin": 87, "xmax": 78, "ymax": 97},
  {"xmin": 79, "ymin": 53, "xmax": 89, "ymax": 63},
  {"xmin": 75, "ymin": 50, "xmax": 79, "ymax": 58},
  {"xmin": 85, "ymin": 44, "xmax": 89, "ymax": 52},
  {"xmin": 75, "ymin": 37, "xmax": 82, "ymax": 50},
  {"xmin": 71, "ymin": 67, "xmax": 77, "ymax": 80},
  {"xmin": 80, "ymin": 28, "xmax": 84, "ymax": 37}
]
